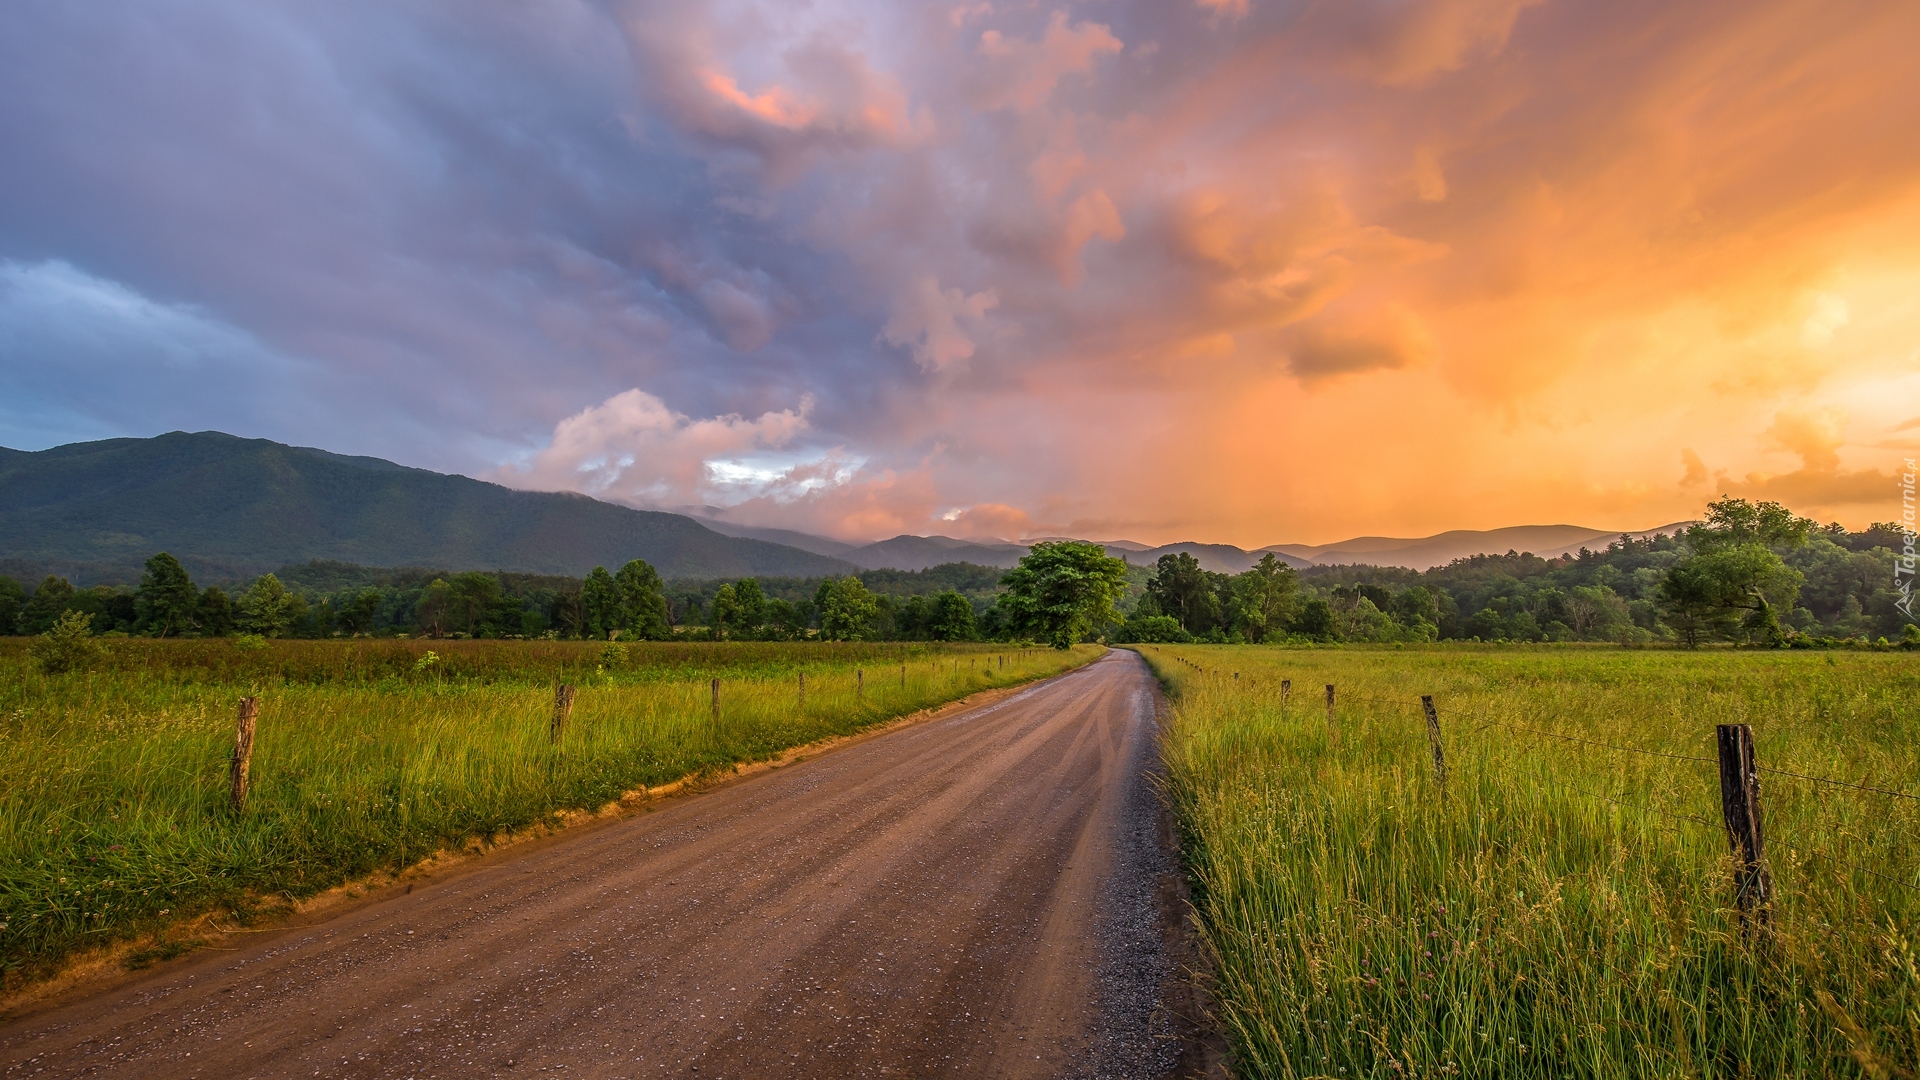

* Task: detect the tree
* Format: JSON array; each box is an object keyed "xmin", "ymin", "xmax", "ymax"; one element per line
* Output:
[
  {"xmin": 1232, "ymin": 553, "xmax": 1299, "ymax": 642},
  {"xmin": 613, "ymin": 559, "xmax": 672, "ymax": 639},
  {"xmin": 709, "ymin": 583, "xmax": 739, "ymax": 641},
  {"xmin": 31, "ymin": 610, "xmax": 105, "ymax": 674},
  {"xmin": 446, "ymin": 572, "xmax": 502, "ymax": 635},
  {"xmin": 817, "ymin": 577, "xmax": 880, "ymax": 640},
  {"xmin": 997, "ymin": 541, "xmax": 1131, "ymax": 648},
  {"xmin": 580, "ymin": 566, "xmax": 621, "ymax": 639},
  {"xmin": 0, "ymin": 575, "xmax": 24, "ymax": 636},
  {"xmin": 135, "ymin": 552, "xmax": 199, "ymax": 637},
  {"xmin": 1290, "ymin": 596, "xmax": 1335, "ymax": 641},
  {"xmin": 197, "ymin": 586, "xmax": 235, "ymax": 636},
  {"xmin": 1563, "ymin": 584, "xmax": 1629, "ymax": 638},
  {"xmin": 928, "ymin": 590, "xmax": 977, "ymax": 641},
  {"xmin": 417, "ymin": 579, "xmax": 453, "ymax": 638},
  {"xmin": 1116, "ymin": 613, "xmax": 1190, "ymax": 643},
  {"xmin": 766, "ymin": 598, "xmax": 807, "ymax": 639},
  {"xmin": 1688, "ymin": 497, "xmax": 1816, "ymax": 551},
  {"xmin": 239, "ymin": 573, "xmax": 305, "ymax": 637},
  {"xmin": 1145, "ymin": 553, "xmax": 1219, "ymax": 637},
  {"xmin": 337, "ymin": 588, "xmax": 383, "ymax": 636},
  {"xmin": 1659, "ymin": 543, "xmax": 1803, "ymax": 646},
  {"xmin": 19, "ymin": 576, "xmax": 78, "ymax": 636},
  {"xmin": 728, "ymin": 579, "xmax": 767, "ymax": 638}
]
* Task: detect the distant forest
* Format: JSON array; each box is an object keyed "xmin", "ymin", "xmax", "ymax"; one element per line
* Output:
[
  {"xmin": 0, "ymin": 557, "xmax": 1023, "ymax": 643},
  {"xmin": 0, "ymin": 500, "xmax": 1911, "ymax": 645},
  {"xmin": 1117, "ymin": 505, "xmax": 1914, "ymax": 646}
]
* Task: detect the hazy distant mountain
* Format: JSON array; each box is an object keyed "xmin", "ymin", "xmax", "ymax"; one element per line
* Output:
[
  {"xmin": 678, "ymin": 522, "xmax": 1681, "ymax": 576},
  {"xmin": 0, "ymin": 432, "xmax": 856, "ymax": 584},
  {"xmin": 1264, "ymin": 523, "xmax": 1691, "ymax": 570},
  {"xmin": 845, "ymin": 534, "xmax": 1031, "ymax": 571},
  {"xmin": 685, "ymin": 515, "xmax": 861, "ymax": 559}
]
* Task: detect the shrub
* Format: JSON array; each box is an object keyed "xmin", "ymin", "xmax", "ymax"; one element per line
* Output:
[{"xmin": 30, "ymin": 610, "xmax": 106, "ymax": 675}]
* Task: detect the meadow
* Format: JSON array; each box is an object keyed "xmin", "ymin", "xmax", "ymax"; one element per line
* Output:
[
  {"xmin": 1141, "ymin": 644, "xmax": 1920, "ymax": 1079},
  {"xmin": 0, "ymin": 637, "xmax": 1095, "ymax": 992}
]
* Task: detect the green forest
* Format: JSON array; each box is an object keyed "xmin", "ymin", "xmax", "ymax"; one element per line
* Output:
[
  {"xmin": 1, "ymin": 499, "xmax": 1913, "ymax": 648},
  {"xmin": 1120, "ymin": 497, "xmax": 1916, "ymax": 647}
]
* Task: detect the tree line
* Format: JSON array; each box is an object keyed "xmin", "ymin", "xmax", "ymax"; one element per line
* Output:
[
  {"xmin": 4, "ymin": 499, "xmax": 1910, "ymax": 648},
  {"xmin": 1115, "ymin": 498, "xmax": 1919, "ymax": 647},
  {"xmin": 0, "ymin": 556, "xmax": 999, "ymax": 642}
]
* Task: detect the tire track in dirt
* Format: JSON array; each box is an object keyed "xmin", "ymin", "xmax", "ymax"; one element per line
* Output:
[{"xmin": 0, "ymin": 649, "xmax": 1216, "ymax": 1079}]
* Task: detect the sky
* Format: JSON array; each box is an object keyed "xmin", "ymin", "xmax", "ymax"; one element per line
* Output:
[{"xmin": 2, "ymin": 0, "xmax": 1917, "ymax": 546}]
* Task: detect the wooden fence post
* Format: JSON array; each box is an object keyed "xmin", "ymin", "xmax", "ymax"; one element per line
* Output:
[
  {"xmin": 1422, "ymin": 695, "xmax": 1447, "ymax": 790},
  {"xmin": 550, "ymin": 684, "xmax": 575, "ymax": 742},
  {"xmin": 1324, "ymin": 684, "xmax": 1338, "ymax": 743},
  {"xmin": 901, "ymin": 663, "xmax": 907, "ymax": 687},
  {"xmin": 857, "ymin": 669, "xmax": 864, "ymax": 696},
  {"xmin": 1716, "ymin": 724, "xmax": 1773, "ymax": 932},
  {"xmin": 229, "ymin": 696, "xmax": 258, "ymax": 813},
  {"xmin": 798, "ymin": 672, "xmax": 805, "ymax": 705},
  {"xmin": 1281, "ymin": 679, "xmax": 1291, "ymax": 706},
  {"xmin": 711, "ymin": 678, "xmax": 721, "ymax": 721}
]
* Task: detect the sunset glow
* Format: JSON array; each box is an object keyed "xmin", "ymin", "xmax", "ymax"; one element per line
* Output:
[{"xmin": 3, "ymin": 0, "xmax": 1916, "ymax": 544}]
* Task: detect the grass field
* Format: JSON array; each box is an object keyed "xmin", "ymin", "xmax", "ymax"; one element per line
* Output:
[
  {"xmin": 1140, "ymin": 644, "xmax": 1920, "ymax": 1079},
  {"xmin": 0, "ymin": 638, "xmax": 1096, "ymax": 991}
]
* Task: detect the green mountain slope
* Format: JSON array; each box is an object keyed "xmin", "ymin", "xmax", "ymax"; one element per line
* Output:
[{"xmin": 0, "ymin": 432, "xmax": 856, "ymax": 583}]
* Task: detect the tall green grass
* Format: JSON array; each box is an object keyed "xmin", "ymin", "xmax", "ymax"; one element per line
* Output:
[
  {"xmin": 0, "ymin": 638, "xmax": 1095, "ymax": 988},
  {"xmin": 1143, "ymin": 644, "xmax": 1920, "ymax": 1079}
]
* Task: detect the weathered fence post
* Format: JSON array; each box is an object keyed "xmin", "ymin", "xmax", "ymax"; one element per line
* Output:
[
  {"xmin": 901, "ymin": 663, "xmax": 907, "ymax": 687},
  {"xmin": 797, "ymin": 671, "xmax": 806, "ymax": 705},
  {"xmin": 1324, "ymin": 684, "xmax": 1338, "ymax": 743},
  {"xmin": 711, "ymin": 677, "xmax": 721, "ymax": 722},
  {"xmin": 1281, "ymin": 679, "xmax": 1291, "ymax": 706},
  {"xmin": 550, "ymin": 684, "xmax": 575, "ymax": 742},
  {"xmin": 857, "ymin": 669, "xmax": 865, "ymax": 696},
  {"xmin": 1716, "ymin": 724, "xmax": 1773, "ymax": 933},
  {"xmin": 229, "ymin": 696, "xmax": 258, "ymax": 813},
  {"xmin": 1422, "ymin": 695, "xmax": 1447, "ymax": 790}
]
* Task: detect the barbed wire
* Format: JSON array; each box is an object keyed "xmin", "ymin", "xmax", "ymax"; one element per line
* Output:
[
  {"xmin": 1540, "ymin": 774, "xmax": 1719, "ymax": 832},
  {"xmin": 1752, "ymin": 764, "xmax": 1919, "ymax": 804},
  {"xmin": 1144, "ymin": 649, "xmax": 1918, "ymax": 807},
  {"xmin": 1460, "ymin": 714, "xmax": 1718, "ymax": 766}
]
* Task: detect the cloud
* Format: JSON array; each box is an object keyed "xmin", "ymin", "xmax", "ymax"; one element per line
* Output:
[
  {"xmin": 941, "ymin": 502, "xmax": 1034, "ymax": 541},
  {"xmin": 1765, "ymin": 407, "xmax": 1848, "ymax": 473},
  {"xmin": 1283, "ymin": 305, "xmax": 1437, "ymax": 382},
  {"xmin": 1715, "ymin": 407, "xmax": 1895, "ymax": 512},
  {"xmin": 5, "ymin": 0, "xmax": 1920, "ymax": 545},
  {"xmin": 506, "ymin": 389, "xmax": 814, "ymax": 507},
  {"xmin": 1679, "ymin": 448, "xmax": 1710, "ymax": 487},
  {"xmin": 881, "ymin": 277, "xmax": 1000, "ymax": 371},
  {"xmin": 1194, "ymin": 0, "xmax": 1250, "ymax": 21},
  {"xmin": 0, "ymin": 259, "xmax": 336, "ymax": 449},
  {"xmin": 974, "ymin": 12, "xmax": 1123, "ymax": 112}
]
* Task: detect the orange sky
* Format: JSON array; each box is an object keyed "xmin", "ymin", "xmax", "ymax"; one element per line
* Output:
[
  {"xmin": 10, "ymin": 0, "xmax": 1916, "ymax": 545},
  {"xmin": 502, "ymin": 0, "xmax": 1920, "ymax": 544}
]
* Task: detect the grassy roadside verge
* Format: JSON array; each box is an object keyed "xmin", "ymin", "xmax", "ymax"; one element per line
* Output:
[
  {"xmin": 1, "ymin": 639, "xmax": 1099, "ymax": 995},
  {"xmin": 1137, "ymin": 644, "xmax": 1920, "ymax": 1079}
]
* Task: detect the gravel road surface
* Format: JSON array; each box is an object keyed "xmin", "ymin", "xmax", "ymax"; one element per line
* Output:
[{"xmin": 1, "ymin": 649, "xmax": 1215, "ymax": 1079}]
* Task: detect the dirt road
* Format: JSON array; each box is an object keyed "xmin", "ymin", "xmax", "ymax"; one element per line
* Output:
[{"xmin": 2, "ymin": 649, "xmax": 1212, "ymax": 1079}]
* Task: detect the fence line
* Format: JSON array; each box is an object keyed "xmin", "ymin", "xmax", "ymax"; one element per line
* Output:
[
  {"xmin": 1156, "ymin": 646, "xmax": 1913, "ymax": 798},
  {"xmin": 1142, "ymin": 645, "xmax": 1920, "ymax": 909},
  {"xmin": 1750, "ymin": 764, "xmax": 1919, "ymax": 803},
  {"xmin": 1540, "ymin": 773, "xmax": 1719, "ymax": 833}
]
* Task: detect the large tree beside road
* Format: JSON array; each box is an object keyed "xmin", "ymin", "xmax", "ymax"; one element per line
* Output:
[{"xmin": 997, "ymin": 541, "xmax": 1131, "ymax": 648}]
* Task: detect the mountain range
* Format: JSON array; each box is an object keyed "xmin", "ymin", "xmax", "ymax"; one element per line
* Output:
[
  {"xmin": 0, "ymin": 432, "xmax": 1689, "ymax": 585},
  {"xmin": 0, "ymin": 432, "xmax": 856, "ymax": 584}
]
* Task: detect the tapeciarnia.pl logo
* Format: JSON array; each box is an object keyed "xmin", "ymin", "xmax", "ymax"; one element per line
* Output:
[{"xmin": 1898, "ymin": 457, "xmax": 1916, "ymax": 622}]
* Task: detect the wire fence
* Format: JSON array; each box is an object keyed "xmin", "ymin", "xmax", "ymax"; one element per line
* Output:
[{"xmin": 1137, "ymin": 644, "xmax": 1920, "ymax": 898}]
